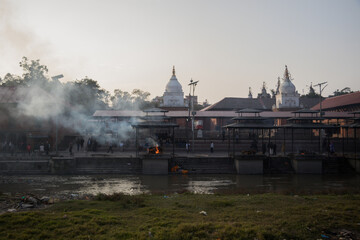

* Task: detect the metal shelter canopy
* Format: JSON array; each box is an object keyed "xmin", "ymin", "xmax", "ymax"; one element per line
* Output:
[
  {"xmin": 131, "ymin": 108, "xmax": 179, "ymax": 157},
  {"xmin": 281, "ymin": 109, "xmax": 337, "ymax": 129},
  {"xmin": 342, "ymin": 111, "xmax": 360, "ymax": 165},
  {"xmin": 348, "ymin": 111, "xmax": 360, "ymax": 125},
  {"xmin": 279, "ymin": 108, "xmax": 341, "ymax": 154},
  {"xmin": 222, "ymin": 109, "xmax": 275, "ymax": 157},
  {"xmin": 140, "ymin": 107, "xmax": 174, "ymax": 122},
  {"xmin": 224, "ymin": 108, "xmax": 274, "ymax": 129},
  {"xmin": 143, "ymin": 107, "xmax": 168, "ymax": 114},
  {"xmin": 235, "ymin": 108, "xmax": 262, "ymax": 117}
]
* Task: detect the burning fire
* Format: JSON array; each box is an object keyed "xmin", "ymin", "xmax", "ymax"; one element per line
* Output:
[{"xmin": 148, "ymin": 146, "xmax": 162, "ymax": 154}]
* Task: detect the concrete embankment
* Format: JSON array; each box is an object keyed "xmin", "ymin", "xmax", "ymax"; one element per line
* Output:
[
  {"xmin": 0, "ymin": 154, "xmax": 357, "ymax": 175},
  {"xmin": 0, "ymin": 155, "xmax": 236, "ymax": 175}
]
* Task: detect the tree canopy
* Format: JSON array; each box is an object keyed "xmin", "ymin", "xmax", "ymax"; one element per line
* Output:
[
  {"xmin": 333, "ymin": 87, "xmax": 353, "ymax": 96},
  {"xmin": 0, "ymin": 57, "xmax": 159, "ymax": 115}
]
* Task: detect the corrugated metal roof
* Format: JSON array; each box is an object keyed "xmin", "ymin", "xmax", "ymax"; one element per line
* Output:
[
  {"xmin": 93, "ymin": 110, "xmax": 351, "ymax": 119},
  {"xmin": 93, "ymin": 110, "xmax": 145, "ymax": 117}
]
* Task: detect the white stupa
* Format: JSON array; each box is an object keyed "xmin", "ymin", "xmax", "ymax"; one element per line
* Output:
[
  {"xmin": 275, "ymin": 65, "xmax": 300, "ymax": 110},
  {"xmin": 162, "ymin": 66, "xmax": 185, "ymax": 107}
]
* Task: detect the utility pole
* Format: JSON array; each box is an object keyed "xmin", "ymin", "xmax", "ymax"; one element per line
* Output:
[
  {"xmin": 314, "ymin": 81, "xmax": 328, "ymax": 154},
  {"xmin": 313, "ymin": 81, "xmax": 328, "ymax": 116},
  {"xmin": 188, "ymin": 79, "xmax": 199, "ymax": 152}
]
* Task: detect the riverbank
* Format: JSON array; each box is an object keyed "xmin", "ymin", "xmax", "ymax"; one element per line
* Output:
[
  {"xmin": 0, "ymin": 152, "xmax": 357, "ymax": 175},
  {"xmin": 0, "ymin": 192, "xmax": 359, "ymax": 239}
]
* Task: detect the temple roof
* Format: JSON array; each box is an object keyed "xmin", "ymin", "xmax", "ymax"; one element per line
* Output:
[{"xmin": 164, "ymin": 66, "xmax": 183, "ymax": 93}]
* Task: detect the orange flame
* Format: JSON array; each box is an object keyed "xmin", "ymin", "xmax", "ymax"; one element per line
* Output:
[{"xmin": 155, "ymin": 146, "xmax": 160, "ymax": 154}]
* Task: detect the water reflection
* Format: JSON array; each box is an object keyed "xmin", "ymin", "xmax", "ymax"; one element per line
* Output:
[{"xmin": 0, "ymin": 174, "xmax": 359, "ymax": 196}]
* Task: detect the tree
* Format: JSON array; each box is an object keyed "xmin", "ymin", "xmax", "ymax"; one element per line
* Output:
[
  {"xmin": 111, "ymin": 89, "xmax": 152, "ymax": 110},
  {"xmin": 131, "ymin": 89, "xmax": 151, "ymax": 109},
  {"xmin": 66, "ymin": 77, "xmax": 110, "ymax": 115},
  {"xmin": 111, "ymin": 89, "xmax": 133, "ymax": 110},
  {"xmin": 0, "ymin": 73, "xmax": 24, "ymax": 87},
  {"xmin": 303, "ymin": 84, "xmax": 320, "ymax": 98},
  {"xmin": 333, "ymin": 87, "xmax": 353, "ymax": 96},
  {"xmin": 19, "ymin": 57, "xmax": 49, "ymax": 87}
]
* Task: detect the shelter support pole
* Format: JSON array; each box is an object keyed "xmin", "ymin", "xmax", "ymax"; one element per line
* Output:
[
  {"xmin": 268, "ymin": 129, "xmax": 271, "ymax": 157},
  {"xmin": 172, "ymin": 127, "xmax": 175, "ymax": 157},
  {"xmin": 55, "ymin": 116, "xmax": 58, "ymax": 156},
  {"xmin": 227, "ymin": 128, "xmax": 230, "ymax": 157},
  {"xmin": 274, "ymin": 128, "xmax": 277, "ymax": 155},
  {"xmin": 355, "ymin": 127, "xmax": 357, "ymax": 170},
  {"xmin": 291, "ymin": 128, "xmax": 294, "ymax": 154},
  {"xmin": 135, "ymin": 127, "xmax": 138, "ymax": 157},
  {"xmin": 319, "ymin": 128, "xmax": 322, "ymax": 153},
  {"xmin": 233, "ymin": 129, "xmax": 235, "ymax": 157},
  {"xmin": 327, "ymin": 130, "xmax": 330, "ymax": 157},
  {"xmin": 283, "ymin": 128, "xmax": 286, "ymax": 156},
  {"xmin": 342, "ymin": 129, "xmax": 345, "ymax": 157}
]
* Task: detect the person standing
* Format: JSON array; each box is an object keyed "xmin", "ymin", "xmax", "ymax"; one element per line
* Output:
[
  {"xmin": 268, "ymin": 142, "xmax": 273, "ymax": 155},
  {"xmin": 273, "ymin": 143, "xmax": 277, "ymax": 155},
  {"xmin": 107, "ymin": 142, "xmax": 113, "ymax": 154},
  {"xmin": 210, "ymin": 141, "xmax": 214, "ymax": 153},
  {"xmin": 44, "ymin": 141, "xmax": 50, "ymax": 155},
  {"xmin": 27, "ymin": 144, "xmax": 31, "ymax": 156},
  {"xmin": 186, "ymin": 142, "xmax": 190, "ymax": 153},
  {"xmin": 329, "ymin": 142, "xmax": 335, "ymax": 154},
  {"xmin": 76, "ymin": 138, "xmax": 80, "ymax": 152},
  {"xmin": 262, "ymin": 142, "xmax": 266, "ymax": 155},
  {"xmin": 69, "ymin": 142, "xmax": 73, "ymax": 156},
  {"xmin": 80, "ymin": 137, "xmax": 84, "ymax": 150}
]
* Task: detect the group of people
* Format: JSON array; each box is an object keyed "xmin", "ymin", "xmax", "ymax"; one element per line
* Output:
[
  {"xmin": 1, "ymin": 141, "xmax": 16, "ymax": 155},
  {"xmin": 1, "ymin": 141, "xmax": 51, "ymax": 156},
  {"xmin": 262, "ymin": 142, "xmax": 277, "ymax": 155},
  {"xmin": 322, "ymin": 139, "xmax": 336, "ymax": 154}
]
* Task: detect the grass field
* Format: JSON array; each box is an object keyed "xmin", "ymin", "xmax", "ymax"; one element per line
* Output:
[{"xmin": 0, "ymin": 193, "xmax": 359, "ymax": 239}]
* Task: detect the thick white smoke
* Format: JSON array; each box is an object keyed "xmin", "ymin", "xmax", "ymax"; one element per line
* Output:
[{"xmin": 15, "ymin": 80, "xmax": 137, "ymax": 146}]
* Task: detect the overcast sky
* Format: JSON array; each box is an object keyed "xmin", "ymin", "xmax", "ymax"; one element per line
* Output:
[{"xmin": 0, "ymin": 0, "xmax": 359, "ymax": 104}]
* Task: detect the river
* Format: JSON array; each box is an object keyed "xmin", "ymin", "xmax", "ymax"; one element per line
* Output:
[{"xmin": 0, "ymin": 174, "xmax": 359, "ymax": 197}]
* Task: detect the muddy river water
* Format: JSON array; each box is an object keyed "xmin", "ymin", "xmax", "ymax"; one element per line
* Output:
[{"xmin": 1, "ymin": 174, "xmax": 359, "ymax": 196}]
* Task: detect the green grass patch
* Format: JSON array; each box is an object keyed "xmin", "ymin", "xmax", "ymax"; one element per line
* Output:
[{"xmin": 0, "ymin": 193, "xmax": 359, "ymax": 239}]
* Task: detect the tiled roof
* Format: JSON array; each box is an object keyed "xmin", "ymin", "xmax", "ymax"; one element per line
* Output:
[
  {"xmin": 201, "ymin": 97, "xmax": 275, "ymax": 111},
  {"xmin": 299, "ymin": 97, "xmax": 321, "ymax": 109},
  {"xmin": 311, "ymin": 91, "xmax": 360, "ymax": 111},
  {"xmin": 201, "ymin": 96, "xmax": 319, "ymax": 111}
]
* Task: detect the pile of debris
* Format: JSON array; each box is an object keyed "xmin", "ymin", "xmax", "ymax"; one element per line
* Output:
[
  {"xmin": 3, "ymin": 194, "xmax": 55, "ymax": 213},
  {"xmin": 321, "ymin": 229, "xmax": 359, "ymax": 240}
]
